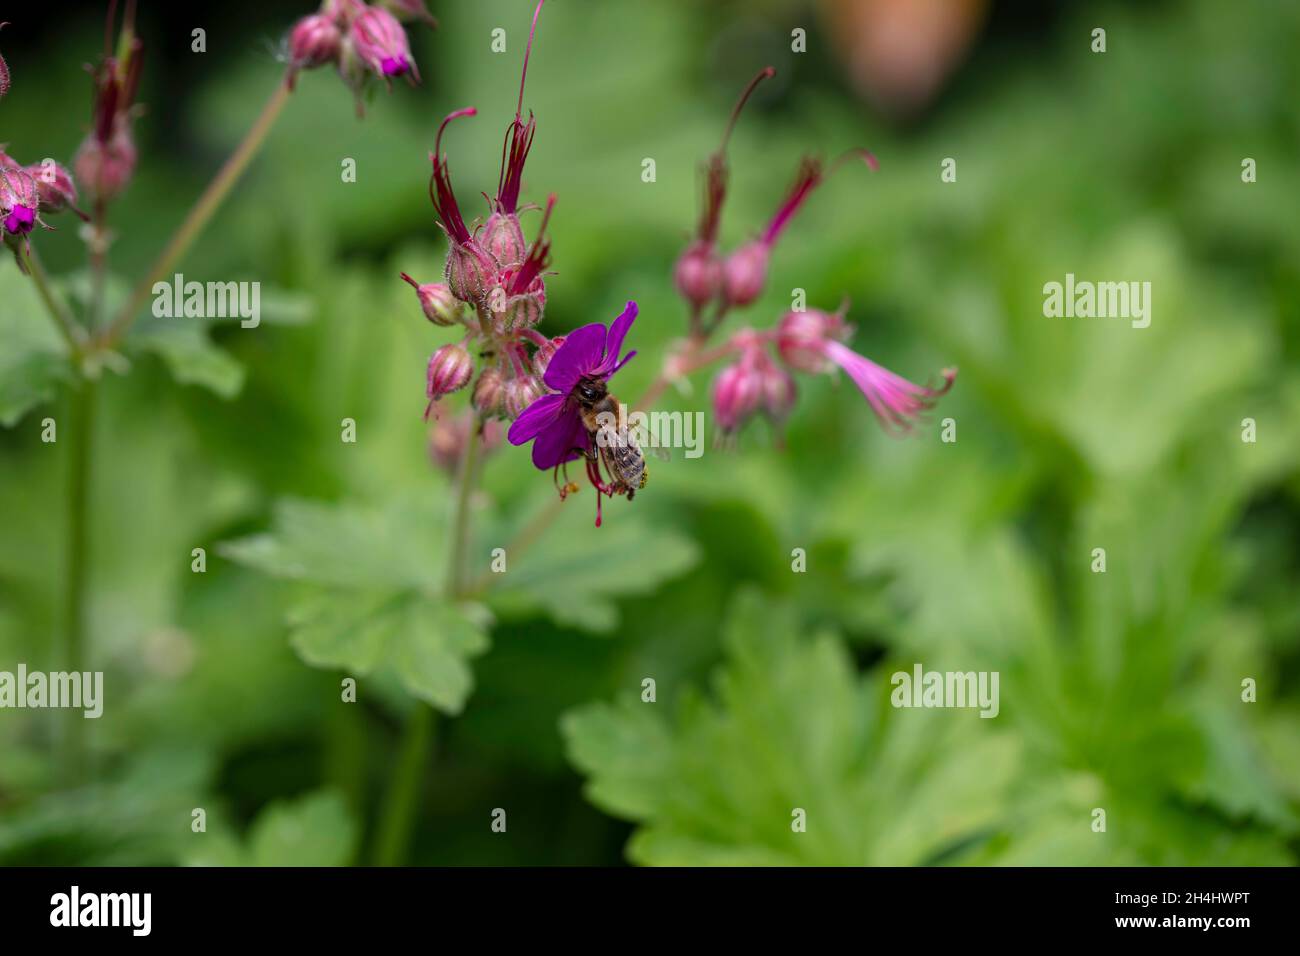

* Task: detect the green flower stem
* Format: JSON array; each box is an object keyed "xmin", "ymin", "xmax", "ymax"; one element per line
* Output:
[
  {"xmin": 21, "ymin": 246, "xmax": 84, "ymax": 361},
  {"xmin": 100, "ymin": 80, "xmax": 292, "ymax": 349},
  {"xmin": 372, "ymin": 427, "xmax": 482, "ymax": 866},
  {"xmin": 63, "ymin": 376, "xmax": 95, "ymax": 783}
]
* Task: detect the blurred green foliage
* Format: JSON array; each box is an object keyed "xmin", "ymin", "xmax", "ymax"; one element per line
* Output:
[{"xmin": 1, "ymin": 0, "xmax": 1297, "ymax": 865}]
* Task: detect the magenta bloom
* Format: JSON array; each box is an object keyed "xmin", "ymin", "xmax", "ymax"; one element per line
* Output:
[
  {"xmin": 507, "ymin": 301, "xmax": 639, "ymax": 469},
  {"xmin": 822, "ymin": 340, "xmax": 955, "ymax": 435}
]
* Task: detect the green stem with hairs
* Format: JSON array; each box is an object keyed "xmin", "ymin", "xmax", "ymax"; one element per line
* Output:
[{"xmin": 372, "ymin": 428, "xmax": 482, "ymax": 866}]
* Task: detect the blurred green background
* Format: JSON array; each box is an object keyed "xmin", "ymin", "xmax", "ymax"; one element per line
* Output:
[{"xmin": 1, "ymin": 0, "xmax": 1298, "ymax": 865}]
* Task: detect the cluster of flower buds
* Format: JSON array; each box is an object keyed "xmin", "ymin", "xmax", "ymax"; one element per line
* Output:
[
  {"xmin": 402, "ymin": 1, "xmax": 562, "ymax": 425},
  {"xmin": 1, "ymin": 132, "xmax": 84, "ymax": 269},
  {"xmin": 711, "ymin": 307, "xmax": 955, "ymax": 437},
  {"xmin": 673, "ymin": 68, "xmax": 879, "ymax": 327},
  {"xmin": 286, "ymin": 0, "xmax": 435, "ymax": 113}
]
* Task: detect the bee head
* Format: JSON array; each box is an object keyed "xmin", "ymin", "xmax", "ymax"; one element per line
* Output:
[{"xmin": 573, "ymin": 376, "xmax": 605, "ymax": 406}]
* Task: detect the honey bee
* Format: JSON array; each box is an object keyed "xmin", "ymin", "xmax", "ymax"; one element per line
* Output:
[{"xmin": 572, "ymin": 373, "xmax": 647, "ymax": 500}]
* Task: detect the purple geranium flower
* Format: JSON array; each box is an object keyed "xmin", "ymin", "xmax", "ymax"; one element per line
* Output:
[{"xmin": 507, "ymin": 301, "xmax": 638, "ymax": 471}]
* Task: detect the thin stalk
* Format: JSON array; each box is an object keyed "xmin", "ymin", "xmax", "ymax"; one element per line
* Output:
[
  {"xmin": 22, "ymin": 246, "xmax": 84, "ymax": 360},
  {"xmin": 101, "ymin": 80, "xmax": 292, "ymax": 348},
  {"xmin": 63, "ymin": 376, "xmax": 95, "ymax": 783},
  {"xmin": 372, "ymin": 428, "xmax": 482, "ymax": 866}
]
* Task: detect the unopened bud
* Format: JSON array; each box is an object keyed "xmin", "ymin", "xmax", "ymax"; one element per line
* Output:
[
  {"xmin": 25, "ymin": 162, "xmax": 81, "ymax": 217},
  {"xmin": 401, "ymin": 273, "xmax": 462, "ymax": 326},
  {"xmin": 721, "ymin": 241, "xmax": 770, "ymax": 308},
  {"xmin": 481, "ymin": 211, "xmax": 527, "ymax": 268},
  {"xmin": 73, "ymin": 123, "xmax": 136, "ymax": 204},
  {"xmin": 0, "ymin": 166, "xmax": 39, "ymax": 237},
  {"xmin": 444, "ymin": 240, "xmax": 497, "ymax": 304},
  {"xmin": 503, "ymin": 375, "xmax": 544, "ymax": 420},
  {"xmin": 712, "ymin": 360, "xmax": 763, "ymax": 433},
  {"xmin": 759, "ymin": 362, "xmax": 797, "ymax": 422},
  {"xmin": 427, "ymin": 342, "xmax": 473, "ymax": 401},
  {"xmin": 350, "ymin": 6, "xmax": 417, "ymax": 81},
  {"xmin": 674, "ymin": 241, "xmax": 722, "ymax": 309},
  {"xmin": 472, "ymin": 365, "xmax": 506, "ymax": 418},
  {"xmin": 287, "ymin": 14, "xmax": 342, "ymax": 83}
]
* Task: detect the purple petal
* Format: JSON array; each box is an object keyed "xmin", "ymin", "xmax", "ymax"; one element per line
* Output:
[
  {"xmin": 530, "ymin": 407, "xmax": 587, "ymax": 469},
  {"xmin": 600, "ymin": 301, "xmax": 639, "ymax": 372},
  {"xmin": 506, "ymin": 392, "xmax": 565, "ymax": 445},
  {"xmin": 543, "ymin": 322, "xmax": 606, "ymax": 392}
]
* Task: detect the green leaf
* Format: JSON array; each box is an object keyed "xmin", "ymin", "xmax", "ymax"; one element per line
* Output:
[
  {"xmin": 563, "ymin": 590, "xmax": 1020, "ymax": 865},
  {"xmin": 488, "ymin": 501, "xmax": 700, "ymax": 632},
  {"xmin": 185, "ymin": 790, "xmax": 358, "ymax": 867},
  {"xmin": 130, "ymin": 322, "xmax": 245, "ymax": 399},
  {"xmin": 221, "ymin": 497, "xmax": 489, "ymax": 714}
]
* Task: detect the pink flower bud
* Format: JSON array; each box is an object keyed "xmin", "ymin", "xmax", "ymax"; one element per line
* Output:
[
  {"xmin": 472, "ymin": 366, "xmax": 506, "ymax": 418},
  {"xmin": 721, "ymin": 241, "xmax": 770, "ymax": 308},
  {"xmin": 0, "ymin": 166, "xmax": 40, "ymax": 237},
  {"xmin": 74, "ymin": 122, "xmax": 137, "ymax": 204},
  {"xmin": 531, "ymin": 334, "xmax": 564, "ymax": 378},
  {"xmin": 444, "ymin": 239, "xmax": 498, "ymax": 304},
  {"xmin": 674, "ymin": 241, "xmax": 722, "ymax": 309},
  {"xmin": 503, "ymin": 375, "xmax": 544, "ymax": 420},
  {"xmin": 287, "ymin": 14, "xmax": 342, "ymax": 86},
  {"xmin": 426, "ymin": 343, "xmax": 473, "ymax": 406},
  {"xmin": 481, "ymin": 211, "xmax": 527, "ymax": 267},
  {"xmin": 493, "ymin": 288, "xmax": 545, "ymax": 332},
  {"xmin": 401, "ymin": 273, "xmax": 462, "ymax": 326},
  {"xmin": 759, "ymin": 362, "xmax": 797, "ymax": 422},
  {"xmin": 349, "ymin": 6, "xmax": 417, "ymax": 83},
  {"xmin": 429, "ymin": 414, "xmax": 501, "ymax": 472},
  {"xmin": 712, "ymin": 359, "xmax": 763, "ymax": 433},
  {"xmin": 379, "ymin": 0, "xmax": 438, "ymax": 28},
  {"xmin": 24, "ymin": 161, "xmax": 81, "ymax": 217},
  {"xmin": 323, "ymin": 0, "xmax": 367, "ymax": 26},
  {"xmin": 776, "ymin": 308, "xmax": 846, "ymax": 373}
]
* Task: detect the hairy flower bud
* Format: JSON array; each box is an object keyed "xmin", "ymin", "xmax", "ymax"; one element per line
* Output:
[
  {"xmin": 74, "ymin": 122, "xmax": 137, "ymax": 204},
  {"xmin": 349, "ymin": 6, "xmax": 417, "ymax": 82},
  {"xmin": 776, "ymin": 308, "xmax": 846, "ymax": 373},
  {"xmin": 472, "ymin": 366, "xmax": 506, "ymax": 418},
  {"xmin": 323, "ymin": 0, "xmax": 367, "ymax": 25},
  {"xmin": 401, "ymin": 273, "xmax": 462, "ymax": 326},
  {"xmin": 0, "ymin": 165, "xmax": 40, "ymax": 236},
  {"xmin": 444, "ymin": 240, "xmax": 497, "ymax": 304},
  {"xmin": 712, "ymin": 359, "xmax": 763, "ymax": 433},
  {"xmin": 481, "ymin": 211, "xmax": 527, "ymax": 268},
  {"xmin": 287, "ymin": 13, "xmax": 342, "ymax": 86},
  {"xmin": 426, "ymin": 342, "xmax": 473, "ymax": 407},
  {"xmin": 674, "ymin": 241, "xmax": 722, "ymax": 310},
  {"xmin": 721, "ymin": 241, "xmax": 770, "ymax": 308},
  {"xmin": 24, "ymin": 161, "xmax": 81, "ymax": 217},
  {"xmin": 503, "ymin": 375, "xmax": 544, "ymax": 420}
]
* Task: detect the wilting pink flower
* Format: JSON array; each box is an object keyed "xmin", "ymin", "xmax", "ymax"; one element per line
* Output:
[
  {"xmin": 775, "ymin": 308, "xmax": 954, "ymax": 434},
  {"xmin": 401, "ymin": 272, "xmax": 462, "ymax": 326},
  {"xmin": 508, "ymin": 301, "xmax": 638, "ymax": 470},
  {"xmin": 349, "ymin": 6, "xmax": 418, "ymax": 83},
  {"xmin": 426, "ymin": 342, "xmax": 473, "ymax": 417},
  {"xmin": 75, "ymin": 19, "xmax": 143, "ymax": 206}
]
